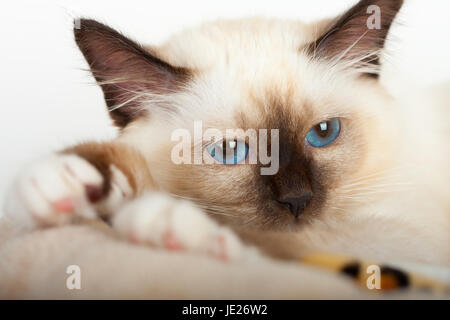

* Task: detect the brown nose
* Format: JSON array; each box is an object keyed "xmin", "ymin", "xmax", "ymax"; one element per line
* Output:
[
  {"xmin": 277, "ymin": 192, "xmax": 312, "ymax": 218},
  {"xmin": 270, "ymin": 149, "xmax": 313, "ymax": 218},
  {"xmin": 269, "ymin": 142, "xmax": 313, "ymax": 218}
]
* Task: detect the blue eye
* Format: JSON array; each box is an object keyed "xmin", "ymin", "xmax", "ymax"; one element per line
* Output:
[
  {"xmin": 306, "ymin": 118, "xmax": 341, "ymax": 147},
  {"xmin": 207, "ymin": 140, "xmax": 248, "ymax": 164}
]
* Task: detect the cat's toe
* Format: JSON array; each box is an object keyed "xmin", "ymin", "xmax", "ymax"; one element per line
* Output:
[
  {"xmin": 113, "ymin": 193, "xmax": 244, "ymax": 262},
  {"xmin": 166, "ymin": 200, "xmax": 243, "ymax": 261},
  {"xmin": 113, "ymin": 193, "xmax": 176, "ymax": 246}
]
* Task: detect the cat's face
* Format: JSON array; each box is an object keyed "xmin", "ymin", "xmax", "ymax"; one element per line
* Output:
[
  {"xmin": 75, "ymin": 0, "xmax": 403, "ymax": 231},
  {"xmin": 120, "ymin": 57, "xmax": 395, "ymax": 231}
]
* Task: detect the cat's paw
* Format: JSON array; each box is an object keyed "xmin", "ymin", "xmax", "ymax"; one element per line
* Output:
[
  {"xmin": 112, "ymin": 193, "xmax": 244, "ymax": 262},
  {"xmin": 3, "ymin": 154, "xmax": 131, "ymax": 229}
]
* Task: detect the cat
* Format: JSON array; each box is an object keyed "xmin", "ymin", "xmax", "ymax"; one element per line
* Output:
[{"xmin": 3, "ymin": 0, "xmax": 449, "ymax": 266}]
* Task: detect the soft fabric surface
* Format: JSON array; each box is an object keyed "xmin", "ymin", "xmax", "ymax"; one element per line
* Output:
[
  {"xmin": 0, "ymin": 218, "xmax": 443, "ymax": 299},
  {"xmin": 0, "ymin": 219, "xmax": 360, "ymax": 299}
]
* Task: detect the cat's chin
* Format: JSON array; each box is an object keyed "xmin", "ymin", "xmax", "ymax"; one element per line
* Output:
[
  {"xmin": 251, "ymin": 210, "xmax": 313, "ymax": 232},
  {"xmin": 265, "ymin": 221, "xmax": 305, "ymax": 233}
]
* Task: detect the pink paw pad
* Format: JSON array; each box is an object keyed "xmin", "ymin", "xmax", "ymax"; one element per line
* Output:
[
  {"xmin": 216, "ymin": 235, "xmax": 228, "ymax": 262},
  {"xmin": 52, "ymin": 198, "xmax": 75, "ymax": 213},
  {"xmin": 129, "ymin": 232, "xmax": 140, "ymax": 244},
  {"xmin": 163, "ymin": 231, "xmax": 182, "ymax": 251}
]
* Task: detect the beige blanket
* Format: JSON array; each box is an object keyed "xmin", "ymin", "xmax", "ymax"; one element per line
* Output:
[
  {"xmin": 0, "ymin": 219, "xmax": 438, "ymax": 299},
  {"xmin": 0, "ymin": 218, "xmax": 365, "ymax": 299}
]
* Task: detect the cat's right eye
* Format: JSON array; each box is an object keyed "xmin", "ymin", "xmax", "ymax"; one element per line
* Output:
[
  {"xmin": 206, "ymin": 139, "xmax": 249, "ymax": 165},
  {"xmin": 305, "ymin": 118, "xmax": 341, "ymax": 148}
]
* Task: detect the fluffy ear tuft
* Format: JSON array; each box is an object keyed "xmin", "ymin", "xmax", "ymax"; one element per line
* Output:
[
  {"xmin": 74, "ymin": 19, "xmax": 190, "ymax": 127},
  {"xmin": 306, "ymin": 0, "xmax": 403, "ymax": 78}
]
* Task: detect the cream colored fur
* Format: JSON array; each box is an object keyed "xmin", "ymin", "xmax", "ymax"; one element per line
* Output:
[{"xmin": 118, "ymin": 18, "xmax": 450, "ymax": 265}]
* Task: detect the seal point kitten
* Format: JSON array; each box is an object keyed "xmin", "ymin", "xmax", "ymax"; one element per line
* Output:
[{"xmin": 4, "ymin": 0, "xmax": 449, "ymax": 265}]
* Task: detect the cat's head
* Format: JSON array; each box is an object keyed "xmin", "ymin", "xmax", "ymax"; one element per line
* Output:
[{"xmin": 74, "ymin": 0, "xmax": 403, "ymax": 231}]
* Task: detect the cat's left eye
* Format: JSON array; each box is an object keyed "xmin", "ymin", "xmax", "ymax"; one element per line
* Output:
[
  {"xmin": 305, "ymin": 118, "xmax": 341, "ymax": 148},
  {"xmin": 207, "ymin": 139, "xmax": 249, "ymax": 164}
]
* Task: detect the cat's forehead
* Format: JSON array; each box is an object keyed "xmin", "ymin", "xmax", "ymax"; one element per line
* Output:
[
  {"xmin": 154, "ymin": 18, "xmax": 362, "ymax": 130},
  {"xmin": 156, "ymin": 18, "xmax": 315, "ymax": 71},
  {"xmin": 185, "ymin": 58, "xmax": 354, "ymax": 131}
]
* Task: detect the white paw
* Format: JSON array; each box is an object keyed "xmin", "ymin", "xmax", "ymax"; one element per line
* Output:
[
  {"xmin": 112, "ymin": 193, "xmax": 244, "ymax": 262},
  {"xmin": 4, "ymin": 154, "xmax": 104, "ymax": 229}
]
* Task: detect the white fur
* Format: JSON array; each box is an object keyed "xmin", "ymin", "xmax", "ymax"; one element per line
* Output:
[
  {"xmin": 4, "ymin": 155, "xmax": 247, "ymax": 262},
  {"xmin": 113, "ymin": 193, "xmax": 246, "ymax": 261},
  {"xmin": 4, "ymin": 155, "xmax": 102, "ymax": 229},
  {"xmin": 3, "ymin": 155, "xmax": 136, "ymax": 227}
]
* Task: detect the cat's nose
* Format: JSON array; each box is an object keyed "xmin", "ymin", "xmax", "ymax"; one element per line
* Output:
[{"xmin": 277, "ymin": 193, "xmax": 312, "ymax": 218}]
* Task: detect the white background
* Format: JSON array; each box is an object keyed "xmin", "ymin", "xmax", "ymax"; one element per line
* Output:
[{"xmin": 0, "ymin": 0, "xmax": 449, "ymax": 209}]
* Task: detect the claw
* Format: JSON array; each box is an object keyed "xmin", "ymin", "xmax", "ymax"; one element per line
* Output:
[{"xmin": 85, "ymin": 184, "xmax": 103, "ymax": 203}]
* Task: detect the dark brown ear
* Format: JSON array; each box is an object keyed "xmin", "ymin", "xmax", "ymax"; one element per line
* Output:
[
  {"xmin": 74, "ymin": 19, "xmax": 190, "ymax": 127},
  {"xmin": 306, "ymin": 0, "xmax": 403, "ymax": 77}
]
